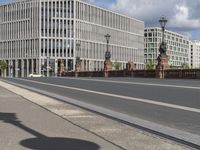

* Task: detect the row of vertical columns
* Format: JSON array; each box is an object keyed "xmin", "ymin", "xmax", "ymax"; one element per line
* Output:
[{"xmin": 6, "ymin": 59, "xmax": 38, "ymax": 78}]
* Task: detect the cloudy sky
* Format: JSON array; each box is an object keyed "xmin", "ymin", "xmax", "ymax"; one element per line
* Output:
[
  {"xmin": 1, "ymin": 0, "xmax": 200, "ymax": 39},
  {"xmin": 88, "ymin": 0, "xmax": 200, "ymax": 40}
]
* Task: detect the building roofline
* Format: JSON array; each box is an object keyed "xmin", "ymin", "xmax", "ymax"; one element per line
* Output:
[
  {"xmin": 145, "ymin": 27, "xmax": 189, "ymax": 39},
  {"xmin": 0, "ymin": 0, "xmax": 34, "ymax": 7},
  {"xmin": 77, "ymin": 0, "xmax": 144, "ymax": 24},
  {"xmin": 191, "ymin": 40, "xmax": 200, "ymax": 43},
  {"xmin": 1, "ymin": 0, "xmax": 144, "ymax": 24}
]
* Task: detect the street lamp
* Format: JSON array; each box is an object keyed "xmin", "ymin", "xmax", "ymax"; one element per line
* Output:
[
  {"xmin": 159, "ymin": 16, "xmax": 167, "ymax": 44},
  {"xmin": 158, "ymin": 16, "xmax": 168, "ymax": 55},
  {"xmin": 76, "ymin": 43, "xmax": 81, "ymax": 65},
  {"xmin": 104, "ymin": 34, "xmax": 111, "ymax": 60},
  {"xmin": 156, "ymin": 16, "xmax": 170, "ymax": 79}
]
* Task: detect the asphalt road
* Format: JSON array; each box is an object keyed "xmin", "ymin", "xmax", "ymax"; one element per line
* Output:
[{"xmin": 3, "ymin": 77, "xmax": 200, "ymax": 137}]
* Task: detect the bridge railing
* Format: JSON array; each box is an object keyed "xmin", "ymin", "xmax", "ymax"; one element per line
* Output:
[{"xmin": 62, "ymin": 69, "xmax": 200, "ymax": 79}]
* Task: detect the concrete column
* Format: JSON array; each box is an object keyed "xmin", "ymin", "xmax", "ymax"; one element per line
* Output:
[
  {"xmin": 11, "ymin": 60, "xmax": 14, "ymax": 78},
  {"xmin": 38, "ymin": 59, "xmax": 41, "ymax": 74},
  {"xmin": 47, "ymin": 57, "xmax": 50, "ymax": 77},
  {"xmin": 21, "ymin": 59, "xmax": 24, "ymax": 78},
  {"xmin": 36, "ymin": 59, "xmax": 38, "ymax": 74},
  {"xmin": 15, "ymin": 59, "xmax": 18, "ymax": 78},
  {"xmin": 8, "ymin": 60, "xmax": 11, "ymax": 77},
  {"xmin": 65, "ymin": 59, "xmax": 68, "ymax": 71},
  {"xmin": 31, "ymin": 59, "xmax": 34, "ymax": 74},
  {"xmin": 55, "ymin": 59, "xmax": 58, "ymax": 76},
  {"xmin": 27, "ymin": 59, "xmax": 29, "ymax": 77},
  {"xmin": 81, "ymin": 60, "xmax": 84, "ymax": 71},
  {"xmin": 73, "ymin": 58, "xmax": 76, "ymax": 71}
]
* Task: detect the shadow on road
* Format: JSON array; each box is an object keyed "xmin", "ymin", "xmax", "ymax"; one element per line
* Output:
[{"xmin": 0, "ymin": 112, "xmax": 100, "ymax": 150}]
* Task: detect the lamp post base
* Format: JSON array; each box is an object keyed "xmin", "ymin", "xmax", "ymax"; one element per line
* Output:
[
  {"xmin": 104, "ymin": 60, "xmax": 112, "ymax": 77},
  {"xmin": 75, "ymin": 64, "xmax": 81, "ymax": 77},
  {"xmin": 156, "ymin": 54, "xmax": 170, "ymax": 79},
  {"xmin": 59, "ymin": 61, "xmax": 65, "ymax": 76}
]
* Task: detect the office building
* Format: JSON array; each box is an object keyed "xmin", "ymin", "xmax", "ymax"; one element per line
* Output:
[
  {"xmin": 144, "ymin": 27, "xmax": 190, "ymax": 68},
  {"xmin": 0, "ymin": 0, "xmax": 144, "ymax": 77},
  {"xmin": 190, "ymin": 40, "xmax": 200, "ymax": 69}
]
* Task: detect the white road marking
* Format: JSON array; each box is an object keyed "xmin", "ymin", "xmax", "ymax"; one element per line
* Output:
[
  {"xmin": 11, "ymin": 78, "xmax": 200, "ymax": 114},
  {"xmin": 57, "ymin": 77, "xmax": 200, "ymax": 90}
]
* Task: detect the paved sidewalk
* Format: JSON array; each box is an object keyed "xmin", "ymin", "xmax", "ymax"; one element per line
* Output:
[{"xmin": 0, "ymin": 81, "xmax": 192, "ymax": 150}]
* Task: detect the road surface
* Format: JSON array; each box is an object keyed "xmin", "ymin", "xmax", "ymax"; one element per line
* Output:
[{"xmin": 2, "ymin": 77, "xmax": 200, "ymax": 148}]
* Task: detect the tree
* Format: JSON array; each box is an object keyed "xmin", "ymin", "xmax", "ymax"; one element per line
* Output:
[
  {"xmin": 0, "ymin": 60, "xmax": 7, "ymax": 77},
  {"xmin": 145, "ymin": 59, "xmax": 155, "ymax": 70},
  {"xmin": 181, "ymin": 63, "xmax": 190, "ymax": 69},
  {"xmin": 113, "ymin": 61, "xmax": 122, "ymax": 70}
]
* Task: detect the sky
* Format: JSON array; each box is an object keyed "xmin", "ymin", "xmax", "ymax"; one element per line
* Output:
[{"xmin": 1, "ymin": 0, "xmax": 200, "ymax": 40}]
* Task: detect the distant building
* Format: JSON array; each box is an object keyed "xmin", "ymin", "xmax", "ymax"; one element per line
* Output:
[
  {"xmin": 144, "ymin": 27, "xmax": 190, "ymax": 68},
  {"xmin": 0, "ymin": 0, "xmax": 144, "ymax": 77},
  {"xmin": 189, "ymin": 40, "xmax": 200, "ymax": 69}
]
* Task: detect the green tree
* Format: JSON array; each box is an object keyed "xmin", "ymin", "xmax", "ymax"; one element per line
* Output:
[
  {"xmin": 0, "ymin": 60, "xmax": 7, "ymax": 77},
  {"xmin": 113, "ymin": 61, "xmax": 122, "ymax": 70},
  {"xmin": 181, "ymin": 63, "xmax": 190, "ymax": 69},
  {"xmin": 145, "ymin": 59, "xmax": 155, "ymax": 70}
]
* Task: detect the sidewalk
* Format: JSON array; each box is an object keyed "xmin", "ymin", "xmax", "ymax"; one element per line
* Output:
[{"xmin": 0, "ymin": 81, "xmax": 191, "ymax": 150}]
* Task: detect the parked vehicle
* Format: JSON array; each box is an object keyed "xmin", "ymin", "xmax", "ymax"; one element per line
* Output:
[{"xmin": 28, "ymin": 73, "xmax": 45, "ymax": 77}]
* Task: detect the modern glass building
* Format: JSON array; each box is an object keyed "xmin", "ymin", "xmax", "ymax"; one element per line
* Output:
[
  {"xmin": 144, "ymin": 27, "xmax": 190, "ymax": 68},
  {"xmin": 0, "ymin": 0, "xmax": 144, "ymax": 77},
  {"xmin": 190, "ymin": 40, "xmax": 200, "ymax": 69}
]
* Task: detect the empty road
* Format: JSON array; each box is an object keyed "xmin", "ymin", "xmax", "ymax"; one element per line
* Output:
[{"xmin": 2, "ymin": 77, "xmax": 200, "ymax": 147}]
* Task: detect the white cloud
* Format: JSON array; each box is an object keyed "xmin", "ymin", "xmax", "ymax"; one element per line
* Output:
[
  {"xmin": 111, "ymin": 0, "xmax": 176, "ymax": 24},
  {"xmin": 110, "ymin": 0, "xmax": 200, "ymax": 37},
  {"xmin": 169, "ymin": 5, "xmax": 200, "ymax": 30}
]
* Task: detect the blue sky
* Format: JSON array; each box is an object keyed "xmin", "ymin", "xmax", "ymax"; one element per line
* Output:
[
  {"xmin": 0, "ymin": 0, "xmax": 13, "ymax": 3},
  {"xmin": 1, "ymin": 0, "xmax": 200, "ymax": 40}
]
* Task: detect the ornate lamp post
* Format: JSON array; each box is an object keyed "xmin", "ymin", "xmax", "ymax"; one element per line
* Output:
[
  {"xmin": 104, "ymin": 34, "xmax": 112, "ymax": 77},
  {"xmin": 76, "ymin": 43, "xmax": 81, "ymax": 65},
  {"xmin": 159, "ymin": 17, "xmax": 168, "ymax": 56},
  {"xmin": 159, "ymin": 17, "xmax": 167, "ymax": 44},
  {"xmin": 104, "ymin": 34, "xmax": 111, "ymax": 60},
  {"xmin": 156, "ymin": 16, "xmax": 170, "ymax": 79},
  {"xmin": 75, "ymin": 43, "xmax": 81, "ymax": 77}
]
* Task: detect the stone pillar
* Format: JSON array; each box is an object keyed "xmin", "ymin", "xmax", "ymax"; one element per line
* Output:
[
  {"xmin": 156, "ymin": 54, "xmax": 170, "ymax": 79},
  {"xmin": 126, "ymin": 62, "xmax": 136, "ymax": 77},
  {"xmin": 59, "ymin": 60, "xmax": 65, "ymax": 76},
  {"xmin": 104, "ymin": 60, "xmax": 112, "ymax": 77},
  {"xmin": 75, "ymin": 64, "xmax": 81, "ymax": 77}
]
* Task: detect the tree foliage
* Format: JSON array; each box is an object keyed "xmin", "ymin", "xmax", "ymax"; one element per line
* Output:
[
  {"xmin": 0, "ymin": 60, "xmax": 7, "ymax": 73},
  {"xmin": 145, "ymin": 60, "xmax": 155, "ymax": 70},
  {"xmin": 113, "ymin": 61, "xmax": 122, "ymax": 70},
  {"xmin": 181, "ymin": 63, "xmax": 190, "ymax": 69}
]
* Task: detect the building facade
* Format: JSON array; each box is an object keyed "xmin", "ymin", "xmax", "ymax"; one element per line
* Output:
[
  {"xmin": 190, "ymin": 40, "xmax": 200, "ymax": 69},
  {"xmin": 144, "ymin": 27, "xmax": 190, "ymax": 68},
  {"xmin": 0, "ymin": 0, "xmax": 144, "ymax": 77}
]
